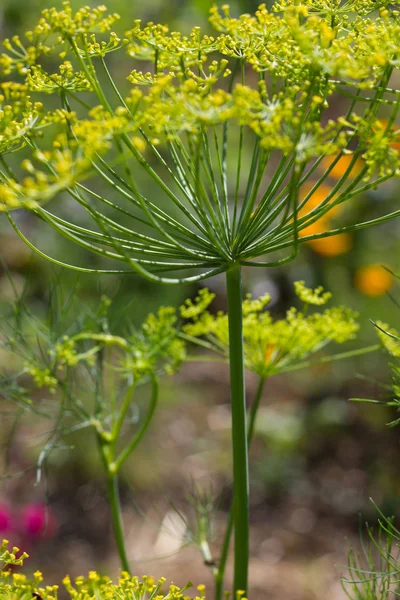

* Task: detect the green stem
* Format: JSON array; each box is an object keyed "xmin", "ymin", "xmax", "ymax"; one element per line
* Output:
[
  {"xmin": 111, "ymin": 381, "xmax": 136, "ymax": 448},
  {"xmin": 106, "ymin": 472, "xmax": 131, "ymax": 573},
  {"xmin": 225, "ymin": 264, "xmax": 249, "ymax": 596},
  {"xmin": 215, "ymin": 377, "xmax": 266, "ymax": 600},
  {"xmin": 97, "ymin": 431, "xmax": 131, "ymax": 573},
  {"xmin": 95, "ymin": 378, "xmax": 162, "ymax": 574},
  {"xmin": 247, "ymin": 377, "xmax": 265, "ymax": 447},
  {"xmin": 213, "ymin": 342, "xmax": 380, "ymax": 597},
  {"xmin": 214, "ymin": 511, "xmax": 233, "ymax": 600},
  {"xmin": 114, "ymin": 377, "xmax": 159, "ymax": 471}
]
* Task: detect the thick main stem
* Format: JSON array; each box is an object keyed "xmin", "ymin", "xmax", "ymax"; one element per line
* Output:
[
  {"xmin": 215, "ymin": 377, "xmax": 266, "ymax": 600},
  {"xmin": 226, "ymin": 264, "xmax": 249, "ymax": 595},
  {"xmin": 106, "ymin": 472, "xmax": 131, "ymax": 573}
]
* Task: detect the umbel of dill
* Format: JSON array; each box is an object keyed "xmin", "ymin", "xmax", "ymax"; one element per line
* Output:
[{"xmin": 2, "ymin": 0, "xmax": 400, "ymax": 595}]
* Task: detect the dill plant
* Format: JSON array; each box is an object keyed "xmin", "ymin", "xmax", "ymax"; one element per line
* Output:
[
  {"xmin": 1, "ymin": 0, "xmax": 400, "ymax": 595},
  {"xmin": 0, "ymin": 289, "xmax": 185, "ymax": 574}
]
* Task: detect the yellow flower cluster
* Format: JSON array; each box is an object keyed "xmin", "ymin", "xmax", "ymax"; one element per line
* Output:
[
  {"xmin": 0, "ymin": 142, "xmax": 91, "ymax": 212},
  {"xmin": 129, "ymin": 78, "xmax": 234, "ymax": 141},
  {"xmin": 25, "ymin": 302, "xmax": 186, "ymax": 391},
  {"xmin": 25, "ymin": 364, "xmax": 58, "ymax": 392},
  {"xmin": 78, "ymin": 32, "xmax": 127, "ymax": 58},
  {"xmin": 73, "ymin": 106, "xmax": 133, "ymax": 150},
  {"xmin": 0, "ymin": 542, "xmax": 207, "ymax": 600},
  {"xmin": 210, "ymin": 2, "xmax": 400, "ymax": 87},
  {"xmin": 1, "ymin": 571, "xmax": 58, "ymax": 600},
  {"xmin": 0, "ymin": 36, "xmax": 51, "ymax": 76},
  {"xmin": 125, "ymin": 77, "xmax": 349, "ymax": 158},
  {"xmin": 121, "ymin": 1, "xmax": 400, "ymax": 167},
  {"xmin": 293, "ymin": 280, "xmax": 332, "ymax": 305},
  {"xmin": 357, "ymin": 117, "xmax": 400, "ymax": 179},
  {"xmin": 26, "ymin": 62, "xmax": 92, "ymax": 94},
  {"xmin": 0, "ymin": 3, "xmax": 119, "ymax": 75},
  {"xmin": 0, "ymin": 539, "xmax": 29, "ymax": 567},
  {"xmin": 181, "ymin": 282, "xmax": 359, "ymax": 378},
  {"xmin": 62, "ymin": 571, "xmax": 203, "ymax": 600},
  {"xmin": 0, "ymin": 82, "xmax": 44, "ymax": 154},
  {"xmin": 374, "ymin": 321, "xmax": 400, "ymax": 357},
  {"xmin": 38, "ymin": 2, "xmax": 120, "ymax": 38},
  {"xmin": 125, "ymin": 21, "xmax": 216, "ymax": 70},
  {"xmin": 0, "ymin": 103, "xmax": 134, "ymax": 212}
]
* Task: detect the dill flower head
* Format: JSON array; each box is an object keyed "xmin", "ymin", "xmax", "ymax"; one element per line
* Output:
[
  {"xmin": 0, "ymin": 1, "xmax": 399, "ymax": 281},
  {"xmin": 181, "ymin": 281, "xmax": 359, "ymax": 378},
  {"xmin": 0, "ymin": 539, "xmax": 28, "ymax": 567},
  {"xmin": 0, "ymin": 547, "xmax": 206, "ymax": 600},
  {"xmin": 374, "ymin": 320, "xmax": 400, "ymax": 357},
  {"xmin": 62, "ymin": 572, "xmax": 205, "ymax": 599},
  {"xmin": 15, "ymin": 296, "xmax": 186, "ymax": 392}
]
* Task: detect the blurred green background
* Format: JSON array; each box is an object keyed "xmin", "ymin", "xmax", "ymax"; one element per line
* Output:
[{"xmin": 1, "ymin": 1, "xmax": 400, "ymax": 599}]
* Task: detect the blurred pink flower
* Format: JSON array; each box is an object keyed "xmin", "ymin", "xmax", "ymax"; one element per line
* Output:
[
  {"xmin": 20, "ymin": 503, "xmax": 56, "ymax": 539},
  {"xmin": 0, "ymin": 503, "xmax": 12, "ymax": 533}
]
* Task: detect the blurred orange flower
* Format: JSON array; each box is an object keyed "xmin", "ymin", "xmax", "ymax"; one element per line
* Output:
[
  {"xmin": 299, "ymin": 182, "xmax": 339, "ymax": 223},
  {"xmin": 321, "ymin": 154, "xmax": 364, "ymax": 180},
  {"xmin": 298, "ymin": 183, "xmax": 352, "ymax": 257},
  {"xmin": 264, "ymin": 344, "xmax": 275, "ymax": 366},
  {"xmin": 375, "ymin": 119, "xmax": 400, "ymax": 151},
  {"xmin": 307, "ymin": 233, "xmax": 352, "ymax": 257},
  {"xmin": 354, "ymin": 264, "xmax": 393, "ymax": 297}
]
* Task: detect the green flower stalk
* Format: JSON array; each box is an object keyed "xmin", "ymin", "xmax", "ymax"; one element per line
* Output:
[
  {"xmin": 2, "ymin": 0, "xmax": 400, "ymax": 594},
  {"xmin": 0, "ymin": 292, "xmax": 185, "ymax": 573}
]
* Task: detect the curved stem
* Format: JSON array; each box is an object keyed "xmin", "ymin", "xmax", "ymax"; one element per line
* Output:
[
  {"xmin": 96, "ymin": 378, "xmax": 160, "ymax": 574},
  {"xmin": 106, "ymin": 473, "xmax": 131, "ymax": 573},
  {"xmin": 215, "ymin": 376, "xmax": 266, "ymax": 600},
  {"xmin": 226, "ymin": 264, "xmax": 249, "ymax": 596},
  {"xmin": 115, "ymin": 377, "xmax": 159, "ymax": 471},
  {"xmin": 111, "ymin": 381, "xmax": 136, "ymax": 449},
  {"xmin": 247, "ymin": 377, "xmax": 265, "ymax": 448}
]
